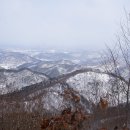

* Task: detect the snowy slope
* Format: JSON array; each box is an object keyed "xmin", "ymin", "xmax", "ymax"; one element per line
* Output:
[
  {"xmin": 17, "ymin": 82, "xmax": 92, "ymax": 113},
  {"xmin": 0, "ymin": 69, "xmax": 49, "ymax": 94},
  {"xmin": 0, "ymin": 51, "xmax": 39, "ymax": 69},
  {"xmin": 67, "ymin": 72, "xmax": 126, "ymax": 106}
]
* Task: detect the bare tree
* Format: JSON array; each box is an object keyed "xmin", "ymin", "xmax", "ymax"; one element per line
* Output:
[{"xmin": 101, "ymin": 11, "xmax": 130, "ymax": 126}]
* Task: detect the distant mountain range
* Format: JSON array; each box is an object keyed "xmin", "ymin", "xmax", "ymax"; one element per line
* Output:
[
  {"xmin": 0, "ymin": 50, "xmax": 39, "ymax": 69},
  {"xmin": 0, "ymin": 49, "xmax": 127, "ymax": 115},
  {"xmin": 18, "ymin": 60, "xmax": 81, "ymax": 78},
  {"xmin": 0, "ymin": 49, "xmax": 100, "ymax": 77}
]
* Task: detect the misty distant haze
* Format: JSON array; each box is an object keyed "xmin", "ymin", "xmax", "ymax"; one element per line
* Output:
[{"xmin": 0, "ymin": 0, "xmax": 130, "ymax": 51}]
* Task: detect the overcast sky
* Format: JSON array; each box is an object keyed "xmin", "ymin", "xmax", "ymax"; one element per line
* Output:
[{"xmin": 0, "ymin": 0, "xmax": 130, "ymax": 51}]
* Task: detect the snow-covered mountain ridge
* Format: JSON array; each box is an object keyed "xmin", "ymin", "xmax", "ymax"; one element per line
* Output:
[
  {"xmin": 0, "ymin": 68, "xmax": 49, "ymax": 94},
  {"xmin": 0, "ymin": 68, "xmax": 127, "ymax": 113}
]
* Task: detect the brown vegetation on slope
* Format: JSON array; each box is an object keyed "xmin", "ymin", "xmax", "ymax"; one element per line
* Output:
[
  {"xmin": 41, "ymin": 108, "xmax": 91, "ymax": 130},
  {"xmin": 99, "ymin": 97, "xmax": 108, "ymax": 110}
]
